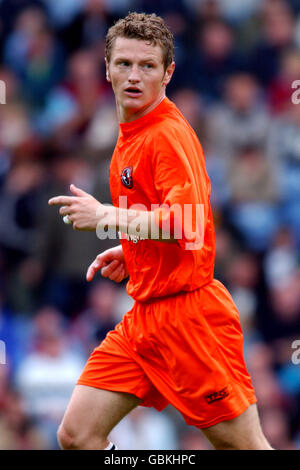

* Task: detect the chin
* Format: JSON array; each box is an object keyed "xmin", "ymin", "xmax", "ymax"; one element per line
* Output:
[
  {"xmin": 123, "ymin": 96, "xmax": 144, "ymax": 105},
  {"xmin": 124, "ymin": 101, "xmax": 146, "ymax": 112}
]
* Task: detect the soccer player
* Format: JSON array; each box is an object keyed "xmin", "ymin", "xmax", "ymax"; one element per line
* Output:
[{"xmin": 48, "ymin": 13, "xmax": 273, "ymax": 450}]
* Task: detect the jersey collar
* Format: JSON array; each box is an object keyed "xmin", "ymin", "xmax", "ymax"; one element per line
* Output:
[{"xmin": 119, "ymin": 97, "xmax": 171, "ymax": 139}]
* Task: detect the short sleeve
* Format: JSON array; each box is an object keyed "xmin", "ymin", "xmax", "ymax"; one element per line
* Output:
[{"xmin": 151, "ymin": 131, "xmax": 206, "ymax": 250}]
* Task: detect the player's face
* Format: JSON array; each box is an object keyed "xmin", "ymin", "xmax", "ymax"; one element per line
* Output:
[{"xmin": 106, "ymin": 37, "xmax": 174, "ymax": 122}]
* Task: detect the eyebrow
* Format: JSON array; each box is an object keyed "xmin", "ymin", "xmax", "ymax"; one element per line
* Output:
[{"xmin": 113, "ymin": 56, "xmax": 159, "ymax": 63}]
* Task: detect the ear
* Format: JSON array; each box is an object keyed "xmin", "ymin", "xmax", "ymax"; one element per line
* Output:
[
  {"xmin": 162, "ymin": 61, "xmax": 175, "ymax": 87},
  {"xmin": 105, "ymin": 58, "xmax": 111, "ymax": 83}
]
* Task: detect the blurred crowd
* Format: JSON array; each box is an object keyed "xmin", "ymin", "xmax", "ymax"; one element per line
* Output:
[{"xmin": 0, "ymin": 0, "xmax": 300, "ymax": 450}]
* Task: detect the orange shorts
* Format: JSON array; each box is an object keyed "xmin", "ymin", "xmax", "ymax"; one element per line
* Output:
[{"xmin": 77, "ymin": 279, "xmax": 257, "ymax": 428}]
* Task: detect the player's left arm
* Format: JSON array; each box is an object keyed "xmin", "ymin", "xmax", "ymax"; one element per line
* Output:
[{"xmin": 48, "ymin": 184, "xmax": 175, "ymax": 242}]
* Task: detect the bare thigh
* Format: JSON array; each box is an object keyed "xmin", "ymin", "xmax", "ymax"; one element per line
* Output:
[
  {"xmin": 58, "ymin": 385, "xmax": 141, "ymax": 449},
  {"xmin": 200, "ymin": 404, "xmax": 273, "ymax": 450}
]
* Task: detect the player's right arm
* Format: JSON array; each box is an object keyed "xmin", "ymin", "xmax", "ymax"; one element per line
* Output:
[{"xmin": 86, "ymin": 245, "xmax": 128, "ymax": 283}]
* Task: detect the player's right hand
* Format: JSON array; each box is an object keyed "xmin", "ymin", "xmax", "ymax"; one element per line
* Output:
[{"xmin": 86, "ymin": 245, "xmax": 129, "ymax": 283}]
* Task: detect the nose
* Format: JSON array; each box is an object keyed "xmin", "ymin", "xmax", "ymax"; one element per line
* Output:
[{"xmin": 128, "ymin": 64, "xmax": 141, "ymax": 83}]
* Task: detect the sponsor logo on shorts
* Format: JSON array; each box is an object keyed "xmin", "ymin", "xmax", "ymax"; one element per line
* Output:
[
  {"xmin": 121, "ymin": 166, "xmax": 133, "ymax": 189},
  {"xmin": 204, "ymin": 387, "xmax": 229, "ymax": 404}
]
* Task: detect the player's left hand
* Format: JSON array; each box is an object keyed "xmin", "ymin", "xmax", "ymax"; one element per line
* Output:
[{"xmin": 48, "ymin": 184, "xmax": 104, "ymax": 231}]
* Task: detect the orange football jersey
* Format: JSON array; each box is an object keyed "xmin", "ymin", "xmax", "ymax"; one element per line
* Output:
[{"xmin": 109, "ymin": 97, "xmax": 215, "ymax": 301}]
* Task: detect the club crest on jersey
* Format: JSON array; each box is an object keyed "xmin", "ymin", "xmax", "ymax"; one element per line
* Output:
[{"xmin": 121, "ymin": 166, "xmax": 133, "ymax": 189}]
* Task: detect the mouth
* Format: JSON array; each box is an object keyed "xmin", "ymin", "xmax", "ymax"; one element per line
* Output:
[{"xmin": 124, "ymin": 87, "xmax": 142, "ymax": 97}]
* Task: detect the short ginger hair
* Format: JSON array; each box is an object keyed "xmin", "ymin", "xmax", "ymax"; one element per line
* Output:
[{"xmin": 105, "ymin": 12, "xmax": 175, "ymax": 70}]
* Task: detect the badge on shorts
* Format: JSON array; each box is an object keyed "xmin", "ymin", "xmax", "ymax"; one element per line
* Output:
[
  {"xmin": 204, "ymin": 387, "xmax": 229, "ymax": 404},
  {"xmin": 121, "ymin": 166, "xmax": 133, "ymax": 189}
]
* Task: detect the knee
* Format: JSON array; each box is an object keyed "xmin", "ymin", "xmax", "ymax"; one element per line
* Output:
[
  {"xmin": 57, "ymin": 422, "xmax": 109, "ymax": 450},
  {"xmin": 57, "ymin": 424, "xmax": 78, "ymax": 450},
  {"xmin": 57, "ymin": 423, "xmax": 91, "ymax": 450}
]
